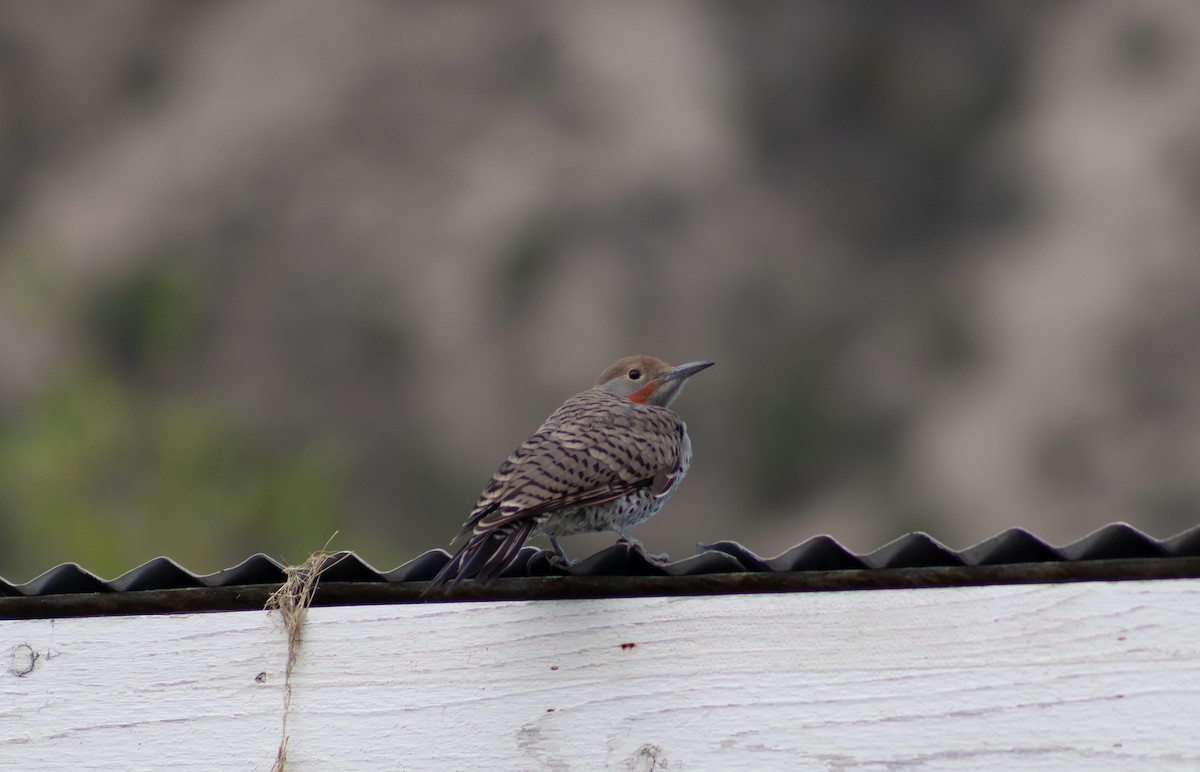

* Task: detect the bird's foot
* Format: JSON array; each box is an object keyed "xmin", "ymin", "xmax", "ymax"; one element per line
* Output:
[
  {"xmin": 616, "ymin": 537, "xmax": 671, "ymax": 564},
  {"xmin": 547, "ymin": 552, "xmax": 577, "ymax": 569},
  {"xmin": 546, "ymin": 537, "xmax": 576, "ymax": 570}
]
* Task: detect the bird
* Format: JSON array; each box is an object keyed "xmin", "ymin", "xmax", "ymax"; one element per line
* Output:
[{"xmin": 425, "ymin": 355, "xmax": 714, "ymax": 592}]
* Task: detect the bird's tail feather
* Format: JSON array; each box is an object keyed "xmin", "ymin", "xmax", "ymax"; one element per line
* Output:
[{"xmin": 423, "ymin": 520, "xmax": 538, "ymax": 594}]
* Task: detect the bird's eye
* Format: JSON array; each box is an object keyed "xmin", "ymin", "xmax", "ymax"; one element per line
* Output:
[{"xmin": 628, "ymin": 368, "xmax": 641, "ymax": 380}]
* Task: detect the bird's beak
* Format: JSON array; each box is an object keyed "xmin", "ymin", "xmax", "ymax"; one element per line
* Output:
[{"xmin": 659, "ymin": 360, "xmax": 715, "ymax": 382}]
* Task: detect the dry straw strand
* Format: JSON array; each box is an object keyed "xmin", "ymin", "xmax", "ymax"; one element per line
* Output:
[{"xmin": 265, "ymin": 536, "xmax": 345, "ymax": 772}]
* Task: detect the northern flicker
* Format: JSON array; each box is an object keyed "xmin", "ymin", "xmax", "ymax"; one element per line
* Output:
[{"xmin": 426, "ymin": 355, "xmax": 713, "ymax": 591}]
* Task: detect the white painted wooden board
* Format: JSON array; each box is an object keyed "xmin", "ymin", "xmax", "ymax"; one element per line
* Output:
[{"xmin": 2, "ymin": 580, "xmax": 1200, "ymax": 771}]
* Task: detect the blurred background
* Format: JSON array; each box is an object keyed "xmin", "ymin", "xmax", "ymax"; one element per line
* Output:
[{"xmin": 2, "ymin": 0, "xmax": 1200, "ymax": 582}]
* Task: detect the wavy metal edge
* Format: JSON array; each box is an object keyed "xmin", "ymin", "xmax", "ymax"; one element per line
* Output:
[{"xmin": 3, "ymin": 521, "xmax": 1198, "ymax": 599}]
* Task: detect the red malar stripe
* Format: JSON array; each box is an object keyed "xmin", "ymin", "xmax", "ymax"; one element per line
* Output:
[{"xmin": 628, "ymin": 382, "xmax": 659, "ymax": 403}]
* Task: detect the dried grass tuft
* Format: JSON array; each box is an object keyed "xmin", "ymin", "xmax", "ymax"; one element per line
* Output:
[{"xmin": 265, "ymin": 535, "xmax": 344, "ymax": 772}]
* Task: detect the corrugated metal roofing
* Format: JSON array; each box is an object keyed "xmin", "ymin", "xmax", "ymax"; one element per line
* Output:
[{"xmin": 2, "ymin": 522, "xmax": 1199, "ymax": 619}]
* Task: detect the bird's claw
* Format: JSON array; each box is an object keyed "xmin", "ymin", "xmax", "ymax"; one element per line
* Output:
[
  {"xmin": 616, "ymin": 537, "xmax": 671, "ymax": 564},
  {"xmin": 547, "ymin": 553, "xmax": 577, "ymax": 569}
]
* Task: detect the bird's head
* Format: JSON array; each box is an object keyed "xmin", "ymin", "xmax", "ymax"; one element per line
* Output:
[{"xmin": 595, "ymin": 355, "xmax": 714, "ymax": 408}]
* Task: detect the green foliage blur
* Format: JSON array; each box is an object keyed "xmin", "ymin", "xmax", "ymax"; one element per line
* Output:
[{"xmin": 0, "ymin": 257, "xmax": 347, "ymax": 583}]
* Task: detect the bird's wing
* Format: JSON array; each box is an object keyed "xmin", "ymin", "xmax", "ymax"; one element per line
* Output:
[{"xmin": 460, "ymin": 399, "xmax": 683, "ymax": 536}]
